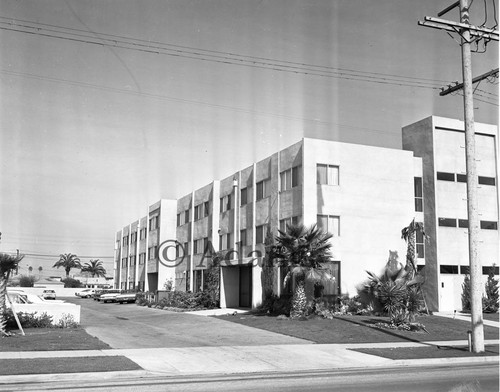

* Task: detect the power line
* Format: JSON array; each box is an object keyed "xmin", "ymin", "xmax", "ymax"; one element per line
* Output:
[
  {"xmin": 0, "ymin": 16, "xmax": 451, "ymax": 86},
  {"xmin": 0, "ymin": 18, "xmax": 444, "ymax": 90}
]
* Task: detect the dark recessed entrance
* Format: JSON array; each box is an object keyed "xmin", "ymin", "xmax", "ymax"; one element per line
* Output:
[{"xmin": 239, "ymin": 265, "xmax": 252, "ymax": 308}]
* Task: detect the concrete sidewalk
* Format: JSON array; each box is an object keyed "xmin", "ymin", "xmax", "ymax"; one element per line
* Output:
[
  {"xmin": 1, "ymin": 340, "xmax": 498, "ymax": 380},
  {"xmin": 435, "ymin": 311, "xmax": 500, "ymax": 328}
]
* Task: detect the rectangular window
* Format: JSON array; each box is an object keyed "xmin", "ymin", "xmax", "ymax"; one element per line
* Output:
[
  {"xmin": 440, "ymin": 265, "xmax": 459, "ymax": 274},
  {"xmin": 478, "ymin": 176, "xmax": 496, "ymax": 186},
  {"xmin": 177, "ymin": 213, "xmax": 181, "ymax": 227},
  {"xmin": 414, "ymin": 177, "xmax": 423, "ymax": 212},
  {"xmin": 256, "ymin": 179, "xmax": 270, "ymax": 201},
  {"xmin": 184, "ymin": 242, "xmax": 189, "ymax": 256},
  {"xmin": 218, "ymin": 233, "xmax": 232, "ymax": 250},
  {"xmin": 240, "ymin": 188, "xmax": 248, "ymax": 206},
  {"xmin": 220, "ymin": 195, "xmax": 232, "ymax": 213},
  {"xmin": 184, "ymin": 210, "xmax": 190, "ymax": 224},
  {"xmin": 280, "ymin": 166, "xmax": 302, "ymax": 191},
  {"xmin": 317, "ymin": 164, "xmax": 339, "ymax": 185},
  {"xmin": 139, "ymin": 253, "xmax": 146, "ymax": 265},
  {"xmin": 458, "ymin": 219, "xmax": 469, "ymax": 228},
  {"xmin": 204, "ymin": 201, "xmax": 210, "ymax": 217},
  {"xmin": 150, "ymin": 216, "xmax": 159, "ymax": 231},
  {"xmin": 483, "ymin": 266, "xmax": 500, "ymax": 275},
  {"xmin": 130, "ymin": 232, "xmax": 137, "ymax": 243},
  {"xmin": 122, "ymin": 236, "xmax": 128, "ymax": 246},
  {"xmin": 140, "ymin": 228, "xmax": 147, "ymax": 240},
  {"xmin": 194, "ymin": 239, "xmax": 203, "ymax": 254},
  {"xmin": 416, "ymin": 227, "xmax": 424, "ymax": 258},
  {"xmin": 240, "ymin": 229, "xmax": 247, "ymax": 247},
  {"xmin": 256, "ymin": 225, "xmax": 267, "ymax": 244},
  {"xmin": 122, "ymin": 258, "xmax": 127, "ymax": 268},
  {"xmin": 480, "ymin": 221, "xmax": 498, "ymax": 230},
  {"xmin": 130, "ymin": 255, "xmax": 135, "ymax": 266},
  {"xmin": 456, "ymin": 174, "xmax": 467, "ymax": 183},
  {"xmin": 437, "ymin": 172, "xmax": 455, "ymax": 181},
  {"xmin": 148, "ymin": 246, "xmax": 157, "ymax": 260},
  {"xmin": 460, "ymin": 266, "xmax": 470, "ymax": 275},
  {"xmin": 279, "ymin": 216, "xmax": 300, "ymax": 232},
  {"xmin": 317, "ymin": 215, "xmax": 340, "ymax": 236},
  {"xmin": 438, "ymin": 218, "xmax": 457, "ymax": 227},
  {"xmin": 194, "ymin": 205, "xmax": 201, "ymax": 221}
]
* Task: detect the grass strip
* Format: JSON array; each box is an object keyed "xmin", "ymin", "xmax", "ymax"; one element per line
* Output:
[
  {"xmin": 0, "ymin": 328, "xmax": 110, "ymax": 352},
  {"xmin": 350, "ymin": 345, "xmax": 499, "ymax": 360},
  {"xmin": 0, "ymin": 356, "xmax": 141, "ymax": 375}
]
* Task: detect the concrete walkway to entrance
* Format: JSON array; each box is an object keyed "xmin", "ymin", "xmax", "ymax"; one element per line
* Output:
[{"xmin": 435, "ymin": 312, "xmax": 500, "ymax": 328}]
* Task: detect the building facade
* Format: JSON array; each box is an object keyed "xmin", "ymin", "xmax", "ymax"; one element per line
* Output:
[{"xmin": 114, "ymin": 116, "xmax": 498, "ymax": 312}]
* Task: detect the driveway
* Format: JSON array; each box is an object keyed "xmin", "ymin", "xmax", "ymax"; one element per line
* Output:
[{"xmin": 65, "ymin": 297, "xmax": 310, "ymax": 349}]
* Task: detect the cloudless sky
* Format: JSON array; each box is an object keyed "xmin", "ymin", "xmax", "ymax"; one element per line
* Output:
[{"xmin": 0, "ymin": 0, "xmax": 498, "ymax": 276}]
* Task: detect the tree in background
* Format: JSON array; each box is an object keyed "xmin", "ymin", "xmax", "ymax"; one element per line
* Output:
[
  {"xmin": 0, "ymin": 252, "xmax": 24, "ymax": 336},
  {"xmin": 483, "ymin": 266, "xmax": 499, "ymax": 313},
  {"xmin": 53, "ymin": 253, "xmax": 81, "ymax": 277},
  {"xmin": 61, "ymin": 277, "xmax": 83, "ymax": 288},
  {"xmin": 401, "ymin": 219, "xmax": 426, "ymax": 279},
  {"xmin": 28, "ymin": 266, "xmax": 33, "ymax": 275},
  {"xmin": 81, "ymin": 259, "xmax": 106, "ymax": 278},
  {"xmin": 461, "ymin": 274, "xmax": 471, "ymax": 312},
  {"xmin": 38, "ymin": 266, "xmax": 43, "ymax": 277}
]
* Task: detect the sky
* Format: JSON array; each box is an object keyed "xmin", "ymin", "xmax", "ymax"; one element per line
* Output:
[{"xmin": 0, "ymin": 0, "xmax": 498, "ymax": 278}]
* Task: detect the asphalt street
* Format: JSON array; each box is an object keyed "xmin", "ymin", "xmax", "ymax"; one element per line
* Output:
[{"xmin": 1, "ymin": 364, "xmax": 498, "ymax": 392}]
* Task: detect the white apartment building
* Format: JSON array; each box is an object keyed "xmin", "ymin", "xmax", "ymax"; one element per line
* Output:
[{"xmin": 115, "ymin": 116, "xmax": 499, "ymax": 312}]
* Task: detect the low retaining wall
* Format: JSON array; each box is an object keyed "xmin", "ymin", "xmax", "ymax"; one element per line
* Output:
[{"xmin": 7, "ymin": 287, "xmax": 84, "ymax": 298}]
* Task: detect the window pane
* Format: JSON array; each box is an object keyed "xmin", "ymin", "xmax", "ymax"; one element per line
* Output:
[
  {"xmin": 317, "ymin": 164, "xmax": 327, "ymax": 185},
  {"xmin": 328, "ymin": 166, "xmax": 339, "ymax": 185},
  {"xmin": 415, "ymin": 198, "xmax": 423, "ymax": 212},
  {"xmin": 317, "ymin": 215, "xmax": 328, "ymax": 231},
  {"xmin": 437, "ymin": 172, "xmax": 455, "ymax": 181},
  {"xmin": 480, "ymin": 221, "xmax": 498, "ymax": 230},
  {"xmin": 329, "ymin": 216, "xmax": 340, "ymax": 236},
  {"xmin": 440, "ymin": 265, "xmax": 458, "ymax": 274},
  {"xmin": 292, "ymin": 166, "xmax": 300, "ymax": 187},
  {"xmin": 456, "ymin": 174, "xmax": 467, "ymax": 183},
  {"xmin": 240, "ymin": 188, "xmax": 247, "ymax": 205},
  {"xmin": 414, "ymin": 177, "xmax": 423, "ymax": 197},
  {"xmin": 438, "ymin": 218, "xmax": 456, "ymax": 227},
  {"xmin": 256, "ymin": 181, "xmax": 263, "ymax": 200},
  {"xmin": 458, "ymin": 219, "xmax": 468, "ymax": 228},
  {"xmin": 416, "ymin": 244, "xmax": 424, "ymax": 259},
  {"xmin": 479, "ymin": 176, "xmax": 496, "ymax": 186}
]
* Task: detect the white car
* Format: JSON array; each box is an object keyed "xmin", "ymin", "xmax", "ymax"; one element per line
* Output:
[
  {"xmin": 75, "ymin": 289, "xmax": 96, "ymax": 298},
  {"xmin": 100, "ymin": 290, "xmax": 122, "ymax": 303},
  {"xmin": 7, "ymin": 292, "xmax": 65, "ymax": 305}
]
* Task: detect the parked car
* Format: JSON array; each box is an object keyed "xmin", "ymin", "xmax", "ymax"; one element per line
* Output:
[
  {"xmin": 75, "ymin": 289, "xmax": 95, "ymax": 298},
  {"xmin": 115, "ymin": 292, "xmax": 138, "ymax": 304},
  {"xmin": 93, "ymin": 289, "xmax": 119, "ymax": 301},
  {"xmin": 42, "ymin": 289, "xmax": 56, "ymax": 300},
  {"xmin": 100, "ymin": 290, "xmax": 122, "ymax": 303},
  {"xmin": 6, "ymin": 292, "xmax": 65, "ymax": 305}
]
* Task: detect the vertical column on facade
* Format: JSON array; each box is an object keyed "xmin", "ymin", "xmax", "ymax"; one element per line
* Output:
[
  {"xmin": 144, "ymin": 208, "xmax": 150, "ymax": 292},
  {"xmin": 276, "ymin": 150, "xmax": 281, "ymax": 297},
  {"xmin": 189, "ymin": 191, "xmax": 195, "ymax": 292},
  {"xmin": 116, "ymin": 231, "xmax": 122, "ymax": 290},
  {"xmin": 135, "ymin": 221, "xmax": 140, "ymax": 290},
  {"xmin": 126, "ymin": 224, "xmax": 131, "ymax": 290}
]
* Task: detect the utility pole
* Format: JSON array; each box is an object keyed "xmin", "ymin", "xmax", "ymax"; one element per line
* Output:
[{"xmin": 419, "ymin": 0, "xmax": 499, "ymax": 353}]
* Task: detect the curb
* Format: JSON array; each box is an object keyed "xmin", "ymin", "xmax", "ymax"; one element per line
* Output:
[{"xmin": 0, "ymin": 356, "xmax": 497, "ymax": 386}]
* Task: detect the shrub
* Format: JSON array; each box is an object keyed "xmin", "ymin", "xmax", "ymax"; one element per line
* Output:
[
  {"xmin": 61, "ymin": 277, "xmax": 83, "ymax": 288},
  {"xmin": 19, "ymin": 275, "xmax": 37, "ymax": 287},
  {"xmin": 15, "ymin": 311, "xmax": 53, "ymax": 328},
  {"xmin": 258, "ymin": 294, "xmax": 291, "ymax": 316},
  {"xmin": 55, "ymin": 313, "xmax": 79, "ymax": 328}
]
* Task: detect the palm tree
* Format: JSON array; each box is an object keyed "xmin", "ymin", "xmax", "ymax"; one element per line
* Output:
[
  {"xmin": 53, "ymin": 253, "xmax": 82, "ymax": 277},
  {"xmin": 401, "ymin": 219, "xmax": 426, "ymax": 279},
  {"xmin": 0, "ymin": 252, "xmax": 24, "ymax": 336},
  {"xmin": 81, "ymin": 259, "xmax": 106, "ymax": 278},
  {"xmin": 38, "ymin": 266, "xmax": 43, "ymax": 278},
  {"xmin": 274, "ymin": 224, "xmax": 334, "ymax": 318}
]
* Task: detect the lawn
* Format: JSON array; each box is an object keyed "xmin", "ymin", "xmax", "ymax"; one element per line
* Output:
[
  {"xmin": 216, "ymin": 313, "xmax": 500, "ymax": 344},
  {"xmin": 0, "ymin": 356, "xmax": 141, "ymax": 375},
  {"xmin": 0, "ymin": 328, "xmax": 111, "ymax": 352},
  {"xmin": 352, "ymin": 344, "xmax": 499, "ymax": 360}
]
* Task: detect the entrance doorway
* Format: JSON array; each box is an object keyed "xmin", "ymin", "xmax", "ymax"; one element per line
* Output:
[{"xmin": 239, "ymin": 265, "xmax": 252, "ymax": 308}]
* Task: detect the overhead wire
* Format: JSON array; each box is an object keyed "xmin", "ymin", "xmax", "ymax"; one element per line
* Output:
[{"xmin": 0, "ymin": 17, "xmax": 444, "ymax": 89}]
